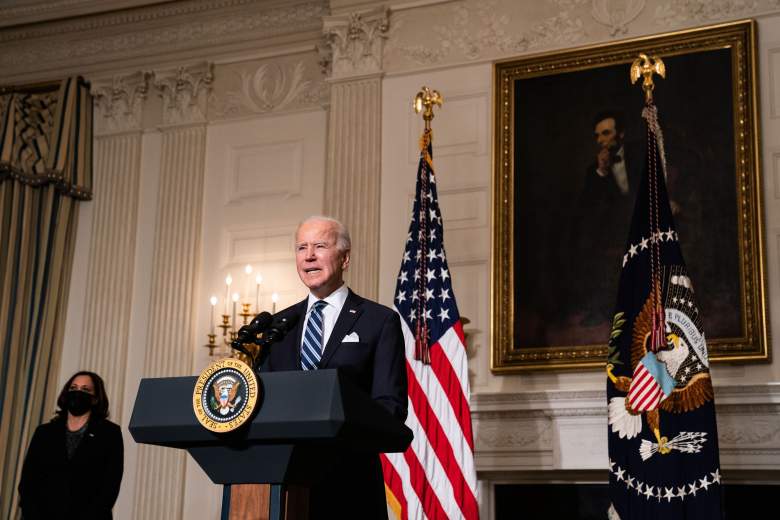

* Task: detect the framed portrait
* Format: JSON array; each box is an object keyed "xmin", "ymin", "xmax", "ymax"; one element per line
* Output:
[{"xmin": 492, "ymin": 20, "xmax": 768, "ymax": 371}]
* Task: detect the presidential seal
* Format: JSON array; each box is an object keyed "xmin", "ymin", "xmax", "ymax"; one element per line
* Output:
[{"xmin": 193, "ymin": 357, "xmax": 259, "ymax": 433}]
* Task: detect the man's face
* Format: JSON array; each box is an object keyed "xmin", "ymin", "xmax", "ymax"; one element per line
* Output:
[
  {"xmin": 594, "ymin": 117, "xmax": 623, "ymax": 150},
  {"xmin": 295, "ymin": 220, "xmax": 350, "ymax": 298}
]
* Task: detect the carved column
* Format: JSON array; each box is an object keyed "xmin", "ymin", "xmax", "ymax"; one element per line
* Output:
[
  {"xmin": 132, "ymin": 63, "xmax": 212, "ymax": 520},
  {"xmin": 322, "ymin": 8, "xmax": 388, "ymax": 299},
  {"xmin": 82, "ymin": 72, "xmax": 150, "ymax": 422}
]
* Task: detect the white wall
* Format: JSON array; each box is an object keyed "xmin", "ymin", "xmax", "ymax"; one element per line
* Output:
[{"xmin": 380, "ymin": 63, "xmax": 492, "ymax": 392}]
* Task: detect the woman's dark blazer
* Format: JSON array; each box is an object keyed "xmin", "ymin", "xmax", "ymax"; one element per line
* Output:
[{"xmin": 18, "ymin": 417, "xmax": 124, "ymax": 520}]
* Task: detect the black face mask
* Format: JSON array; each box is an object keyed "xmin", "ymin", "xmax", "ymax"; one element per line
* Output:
[{"xmin": 66, "ymin": 390, "xmax": 94, "ymax": 416}]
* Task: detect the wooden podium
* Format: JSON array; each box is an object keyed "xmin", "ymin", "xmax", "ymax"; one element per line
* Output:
[{"xmin": 129, "ymin": 369, "xmax": 412, "ymax": 520}]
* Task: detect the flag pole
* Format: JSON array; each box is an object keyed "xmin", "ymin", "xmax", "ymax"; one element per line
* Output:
[
  {"xmin": 608, "ymin": 53, "xmax": 668, "ymax": 382},
  {"xmin": 607, "ymin": 54, "xmax": 722, "ymax": 519},
  {"xmin": 635, "ymin": 54, "xmax": 670, "ymax": 353},
  {"xmin": 410, "ymin": 86, "xmax": 443, "ymax": 364}
]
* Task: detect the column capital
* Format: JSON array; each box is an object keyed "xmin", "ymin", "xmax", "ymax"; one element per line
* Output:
[
  {"xmin": 321, "ymin": 6, "xmax": 389, "ymax": 81},
  {"xmin": 152, "ymin": 62, "xmax": 214, "ymax": 126},
  {"xmin": 91, "ymin": 71, "xmax": 151, "ymax": 136}
]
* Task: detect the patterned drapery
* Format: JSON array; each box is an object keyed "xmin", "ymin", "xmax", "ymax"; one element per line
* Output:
[{"xmin": 0, "ymin": 77, "xmax": 93, "ymax": 519}]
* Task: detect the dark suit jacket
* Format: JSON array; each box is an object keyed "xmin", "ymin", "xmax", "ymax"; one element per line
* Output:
[
  {"xmin": 580, "ymin": 143, "xmax": 641, "ymax": 223},
  {"xmin": 262, "ymin": 289, "xmax": 408, "ymax": 519},
  {"xmin": 18, "ymin": 417, "xmax": 124, "ymax": 520}
]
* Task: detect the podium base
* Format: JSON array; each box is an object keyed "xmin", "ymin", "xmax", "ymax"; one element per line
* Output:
[{"xmin": 222, "ymin": 484, "xmax": 309, "ymax": 520}]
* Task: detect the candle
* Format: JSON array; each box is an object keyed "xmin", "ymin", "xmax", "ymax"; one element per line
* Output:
[
  {"xmin": 255, "ymin": 274, "xmax": 263, "ymax": 312},
  {"xmin": 209, "ymin": 295, "xmax": 217, "ymax": 334},
  {"xmin": 224, "ymin": 274, "xmax": 232, "ymax": 314},
  {"xmin": 271, "ymin": 292, "xmax": 279, "ymax": 314},
  {"xmin": 232, "ymin": 292, "xmax": 239, "ymax": 329},
  {"xmin": 244, "ymin": 264, "xmax": 252, "ymax": 302}
]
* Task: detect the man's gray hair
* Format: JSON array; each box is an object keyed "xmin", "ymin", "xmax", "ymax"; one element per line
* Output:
[{"xmin": 297, "ymin": 215, "xmax": 352, "ymax": 252}]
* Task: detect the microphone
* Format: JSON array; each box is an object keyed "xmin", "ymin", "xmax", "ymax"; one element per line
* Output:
[
  {"xmin": 231, "ymin": 312, "xmax": 273, "ymax": 351},
  {"xmin": 260, "ymin": 313, "xmax": 299, "ymax": 346},
  {"xmin": 252, "ymin": 312, "xmax": 299, "ymax": 370}
]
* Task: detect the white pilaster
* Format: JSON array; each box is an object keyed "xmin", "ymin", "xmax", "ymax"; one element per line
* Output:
[
  {"xmin": 80, "ymin": 72, "xmax": 150, "ymax": 422},
  {"xmin": 132, "ymin": 64, "xmax": 210, "ymax": 520},
  {"xmin": 322, "ymin": 7, "xmax": 388, "ymax": 299}
]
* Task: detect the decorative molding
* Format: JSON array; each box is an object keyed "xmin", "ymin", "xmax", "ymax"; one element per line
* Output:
[
  {"xmin": 472, "ymin": 384, "xmax": 780, "ymax": 472},
  {"xmin": 213, "ymin": 60, "xmax": 328, "ymax": 119},
  {"xmin": 653, "ymin": 0, "xmax": 768, "ymax": 25},
  {"xmin": 719, "ymin": 419, "xmax": 780, "ymax": 445},
  {"xmin": 0, "ymin": 0, "xmax": 326, "ymax": 42},
  {"xmin": 91, "ymin": 71, "xmax": 151, "ymax": 135},
  {"xmin": 223, "ymin": 225, "xmax": 298, "ymax": 266},
  {"xmin": 473, "ymin": 409, "xmax": 554, "ymax": 420},
  {"xmin": 436, "ymin": 187, "xmax": 489, "ymax": 230},
  {"xmin": 770, "ymin": 47, "xmax": 780, "ymax": 119},
  {"xmin": 225, "ymin": 140, "xmax": 304, "ymax": 203},
  {"xmin": 0, "ymin": 0, "xmax": 168, "ymax": 28},
  {"xmin": 477, "ymin": 420, "xmax": 552, "ymax": 449},
  {"xmin": 0, "ymin": 1, "xmax": 327, "ymax": 79},
  {"xmin": 385, "ymin": 1, "xmax": 587, "ymax": 67},
  {"xmin": 322, "ymin": 7, "xmax": 390, "ymax": 80},
  {"xmin": 153, "ymin": 62, "xmax": 213, "ymax": 126},
  {"xmin": 591, "ymin": 0, "xmax": 645, "ymax": 36},
  {"xmin": 316, "ymin": 34, "xmax": 333, "ymax": 76},
  {"xmin": 472, "ymin": 384, "xmax": 780, "ymax": 409},
  {"xmin": 472, "ymin": 389, "xmax": 605, "ymax": 409}
]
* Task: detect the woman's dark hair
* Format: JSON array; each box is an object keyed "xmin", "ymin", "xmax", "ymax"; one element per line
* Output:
[{"xmin": 55, "ymin": 371, "xmax": 110, "ymax": 420}]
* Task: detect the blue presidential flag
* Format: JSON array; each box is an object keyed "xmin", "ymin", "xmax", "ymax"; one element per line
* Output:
[{"xmin": 606, "ymin": 103, "xmax": 723, "ymax": 519}]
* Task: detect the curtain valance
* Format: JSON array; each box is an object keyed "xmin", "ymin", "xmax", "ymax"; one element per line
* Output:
[{"xmin": 0, "ymin": 77, "xmax": 92, "ymax": 200}]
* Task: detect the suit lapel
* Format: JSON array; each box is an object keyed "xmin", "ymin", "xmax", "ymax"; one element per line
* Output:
[{"xmin": 319, "ymin": 290, "xmax": 363, "ymax": 368}]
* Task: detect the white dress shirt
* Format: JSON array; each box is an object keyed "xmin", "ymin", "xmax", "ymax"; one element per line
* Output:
[
  {"xmin": 597, "ymin": 146, "xmax": 629, "ymax": 195},
  {"xmin": 300, "ymin": 283, "xmax": 349, "ymax": 352}
]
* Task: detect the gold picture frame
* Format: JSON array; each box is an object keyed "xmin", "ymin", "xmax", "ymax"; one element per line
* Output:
[{"xmin": 492, "ymin": 20, "xmax": 768, "ymax": 372}]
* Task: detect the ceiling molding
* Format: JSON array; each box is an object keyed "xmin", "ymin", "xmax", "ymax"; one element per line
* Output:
[
  {"xmin": 0, "ymin": 0, "xmax": 328, "ymax": 83},
  {"xmin": 0, "ymin": 0, "xmax": 172, "ymax": 29}
]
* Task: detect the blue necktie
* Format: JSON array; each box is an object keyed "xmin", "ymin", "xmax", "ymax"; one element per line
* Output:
[{"xmin": 301, "ymin": 300, "xmax": 327, "ymax": 370}]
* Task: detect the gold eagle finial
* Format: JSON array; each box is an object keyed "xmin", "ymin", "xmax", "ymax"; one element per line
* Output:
[
  {"xmin": 413, "ymin": 86, "xmax": 443, "ymax": 130},
  {"xmin": 631, "ymin": 53, "xmax": 666, "ymax": 103}
]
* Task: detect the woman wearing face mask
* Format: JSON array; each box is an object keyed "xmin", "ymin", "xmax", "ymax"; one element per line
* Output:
[{"xmin": 18, "ymin": 371, "xmax": 124, "ymax": 519}]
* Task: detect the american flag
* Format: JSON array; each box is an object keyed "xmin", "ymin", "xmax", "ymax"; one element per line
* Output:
[{"xmin": 381, "ymin": 130, "xmax": 479, "ymax": 520}]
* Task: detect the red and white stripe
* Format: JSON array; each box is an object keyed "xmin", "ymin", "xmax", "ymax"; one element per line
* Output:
[
  {"xmin": 628, "ymin": 363, "xmax": 662, "ymax": 412},
  {"xmin": 381, "ymin": 313, "xmax": 479, "ymax": 520}
]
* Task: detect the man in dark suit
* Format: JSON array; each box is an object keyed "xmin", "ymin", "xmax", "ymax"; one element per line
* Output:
[
  {"xmin": 569, "ymin": 110, "xmax": 641, "ymax": 325},
  {"xmin": 582, "ymin": 110, "xmax": 640, "ymax": 226},
  {"xmin": 262, "ymin": 215, "xmax": 407, "ymax": 519}
]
